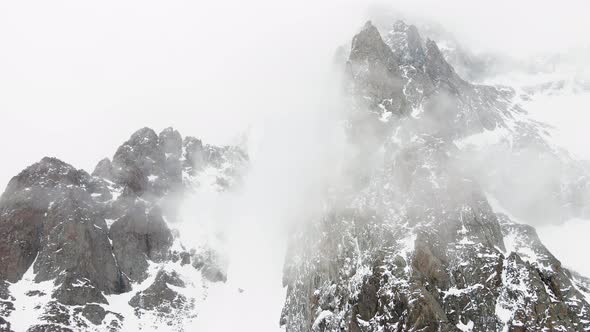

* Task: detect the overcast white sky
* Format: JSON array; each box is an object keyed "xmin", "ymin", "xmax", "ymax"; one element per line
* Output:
[
  {"xmin": 0, "ymin": 0, "xmax": 364, "ymax": 189},
  {"xmin": 1, "ymin": 0, "xmax": 589, "ymax": 189},
  {"xmin": 1, "ymin": 0, "xmax": 590, "ymax": 277}
]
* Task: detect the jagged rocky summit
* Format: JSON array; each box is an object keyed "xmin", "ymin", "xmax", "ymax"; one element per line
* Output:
[
  {"xmin": 0, "ymin": 127, "xmax": 247, "ymax": 331},
  {"xmin": 281, "ymin": 21, "xmax": 590, "ymax": 331}
]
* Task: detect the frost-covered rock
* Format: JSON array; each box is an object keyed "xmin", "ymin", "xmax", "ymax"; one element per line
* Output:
[
  {"xmin": 281, "ymin": 21, "xmax": 590, "ymax": 332},
  {"xmin": 0, "ymin": 128, "xmax": 247, "ymax": 331}
]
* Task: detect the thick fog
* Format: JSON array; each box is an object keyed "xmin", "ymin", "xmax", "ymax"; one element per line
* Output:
[
  {"xmin": 1, "ymin": 0, "xmax": 589, "ymax": 188},
  {"xmin": 0, "ymin": 0, "xmax": 367, "ymax": 190},
  {"xmin": 1, "ymin": 0, "xmax": 590, "ymax": 328},
  {"xmin": 1, "ymin": 0, "xmax": 588, "ymax": 187}
]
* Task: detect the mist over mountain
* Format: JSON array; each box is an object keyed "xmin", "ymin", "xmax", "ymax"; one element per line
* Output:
[{"xmin": 1, "ymin": 2, "xmax": 590, "ymax": 332}]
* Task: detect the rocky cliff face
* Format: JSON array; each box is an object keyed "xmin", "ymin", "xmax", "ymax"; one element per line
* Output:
[
  {"xmin": 281, "ymin": 21, "xmax": 590, "ymax": 332},
  {"xmin": 0, "ymin": 127, "xmax": 247, "ymax": 331}
]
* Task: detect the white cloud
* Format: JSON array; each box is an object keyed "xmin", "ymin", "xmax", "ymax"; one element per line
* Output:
[
  {"xmin": 538, "ymin": 219, "xmax": 590, "ymax": 277},
  {"xmin": 1, "ymin": 0, "xmax": 589, "ymax": 186},
  {"xmin": 0, "ymin": 0, "xmax": 368, "ymax": 189}
]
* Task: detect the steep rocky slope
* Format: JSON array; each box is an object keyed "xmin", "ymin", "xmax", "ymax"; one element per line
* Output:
[
  {"xmin": 0, "ymin": 128, "xmax": 247, "ymax": 331},
  {"xmin": 280, "ymin": 21, "xmax": 590, "ymax": 332}
]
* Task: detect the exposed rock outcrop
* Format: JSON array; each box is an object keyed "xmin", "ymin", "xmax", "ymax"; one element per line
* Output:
[
  {"xmin": 0, "ymin": 127, "xmax": 247, "ymax": 331},
  {"xmin": 281, "ymin": 21, "xmax": 590, "ymax": 332}
]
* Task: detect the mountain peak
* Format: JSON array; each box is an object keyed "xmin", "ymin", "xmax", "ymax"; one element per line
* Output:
[
  {"xmin": 347, "ymin": 22, "xmax": 406, "ymax": 117},
  {"xmin": 39, "ymin": 156, "xmax": 71, "ymax": 167},
  {"xmin": 0, "ymin": 124, "xmax": 249, "ymax": 330},
  {"xmin": 392, "ymin": 19, "xmax": 408, "ymax": 32},
  {"xmin": 159, "ymin": 127, "xmax": 182, "ymax": 158},
  {"xmin": 92, "ymin": 157, "xmax": 113, "ymax": 178},
  {"xmin": 424, "ymin": 38, "xmax": 459, "ymax": 82},
  {"xmin": 2, "ymin": 157, "xmax": 88, "ymax": 197},
  {"xmin": 127, "ymin": 127, "xmax": 159, "ymax": 146},
  {"xmin": 350, "ymin": 21, "xmax": 396, "ymax": 64},
  {"xmin": 387, "ymin": 20, "xmax": 425, "ymax": 67},
  {"xmin": 362, "ymin": 20, "xmax": 375, "ymax": 30}
]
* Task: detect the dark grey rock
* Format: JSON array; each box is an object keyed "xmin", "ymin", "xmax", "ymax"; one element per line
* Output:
[
  {"xmin": 129, "ymin": 269, "xmax": 193, "ymax": 320},
  {"xmin": 0, "ymin": 126, "xmax": 247, "ymax": 330},
  {"xmin": 281, "ymin": 22, "xmax": 590, "ymax": 331},
  {"xmin": 26, "ymin": 325, "xmax": 73, "ymax": 332},
  {"xmin": 0, "ymin": 317, "xmax": 12, "ymax": 332},
  {"xmin": 33, "ymin": 191, "xmax": 129, "ymax": 296},
  {"xmin": 0, "ymin": 157, "xmax": 122, "ymax": 289},
  {"xmin": 81, "ymin": 303, "xmax": 107, "ymax": 325},
  {"xmin": 347, "ymin": 21, "xmax": 407, "ymax": 134},
  {"xmin": 183, "ymin": 136, "xmax": 204, "ymax": 173},
  {"xmin": 52, "ymin": 273, "xmax": 108, "ymax": 306},
  {"xmin": 159, "ymin": 127, "xmax": 183, "ymax": 159},
  {"xmin": 41, "ymin": 301, "xmax": 72, "ymax": 326},
  {"xmin": 109, "ymin": 203, "xmax": 173, "ymax": 281},
  {"xmin": 92, "ymin": 158, "xmax": 114, "ymax": 180}
]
